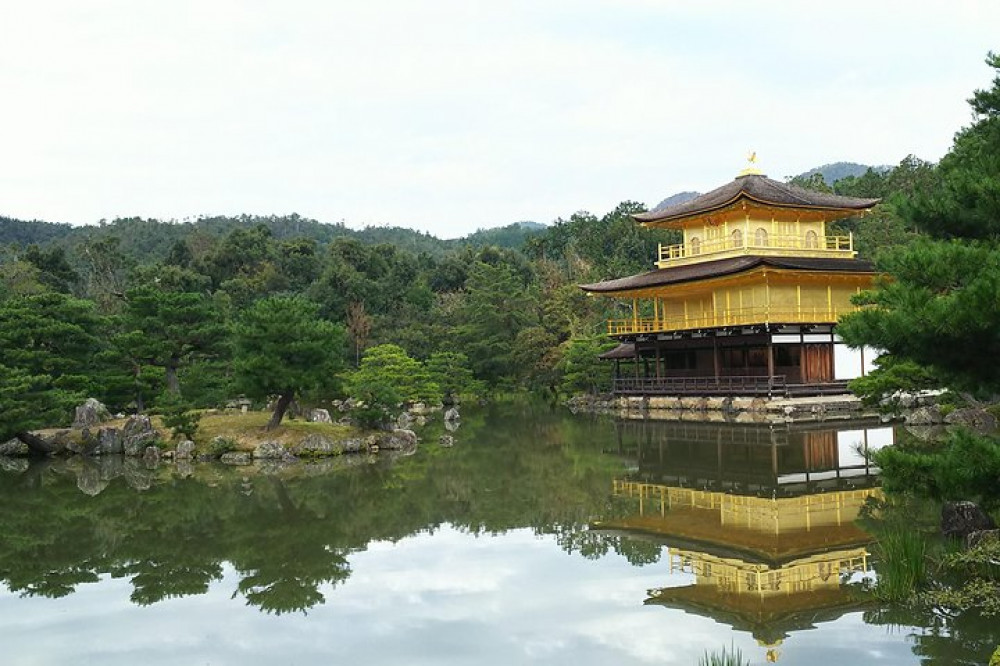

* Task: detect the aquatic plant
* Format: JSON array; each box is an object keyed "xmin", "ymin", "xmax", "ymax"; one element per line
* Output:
[
  {"xmin": 872, "ymin": 528, "xmax": 928, "ymax": 602},
  {"xmin": 698, "ymin": 643, "xmax": 749, "ymax": 666}
]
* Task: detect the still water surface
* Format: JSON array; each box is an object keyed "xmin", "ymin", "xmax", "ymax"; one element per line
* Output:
[{"xmin": 0, "ymin": 403, "xmax": 991, "ymax": 664}]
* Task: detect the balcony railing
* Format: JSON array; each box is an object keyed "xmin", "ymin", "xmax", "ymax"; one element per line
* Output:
[
  {"xmin": 607, "ymin": 305, "xmax": 856, "ymax": 336},
  {"xmin": 657, "ymin": 233, "xmax": 854, "ymax": 267}
]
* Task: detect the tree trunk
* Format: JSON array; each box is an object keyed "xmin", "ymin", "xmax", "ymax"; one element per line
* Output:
[
  {"xmin": 16, "ymin": 431, "xmax": 64, "ymax": 457},
  {"xmin": 165, "ymin": 361, "xmax": 180, "ymax": 395},
  {"xmin": 267, "ymin": 392, "xmax": 294, "ymax": 431}
]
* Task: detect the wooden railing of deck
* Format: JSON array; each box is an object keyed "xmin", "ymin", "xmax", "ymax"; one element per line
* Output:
[
  {"xmin": 657, "ymin": 233, "xmax": 854, "ymax": 267},
  {"xmin": 607, "ymin": 305, "xmax": 856, "ymax": 336}
]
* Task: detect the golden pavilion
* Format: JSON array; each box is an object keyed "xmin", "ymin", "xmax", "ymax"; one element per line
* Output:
[{"xmin": 580, "ymin": 162, "xmax": 879, "ymax": 396}]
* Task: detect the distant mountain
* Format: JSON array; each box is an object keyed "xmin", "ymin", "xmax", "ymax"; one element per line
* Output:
[
  {"xmin": 459, "ymin": 221, "xmax": 547, "ymax": 249},
  {"xmin": 652, "ymin": 191, "xmax": 700, "ymax": 212},
  {"xmin": 795, "ymin": 162, "xmax": 888, "ymax": 186},
  {"xmin": 0, "ymin": 213, "xmax": 549, "ymax": 260}
]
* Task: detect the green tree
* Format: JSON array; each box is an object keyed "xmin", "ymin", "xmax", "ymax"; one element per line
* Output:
[
  {"xmin": 456, "ymin": 261, "xmax": 537, "ymax": 385},
  {"xmin": 233, "ymin": 295, "xmax": 346, "ymax": 429},
  {"xmin": 0, "ymin": 293, "xmax": 101, "ymax": 450},
  {"xmin": 558, "ymin": 335, "xmax": 617, "ymax": 394},
  {"xmin": 839, "ymin": 53, "xmax": 1000, "ymax": 397},
  {"xmin": 121, "ymin": 281, "xmax": 225, "ymax": 397}
]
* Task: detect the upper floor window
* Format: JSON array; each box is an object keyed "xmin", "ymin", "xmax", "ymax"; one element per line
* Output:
[
  {"xmin": 731, "ymin": 228, "xmax": 743, "ymax": 248},
  {"xmin": 805, "ymin": 230, "xmax": 819, "ymax": 248},
  {"xmin": 754, "ymin": 228, "xmax": 769, "ymax": 247},
  {"xmin": 689, "ymin": 236, "xmax": 702, "ymax": 255}
]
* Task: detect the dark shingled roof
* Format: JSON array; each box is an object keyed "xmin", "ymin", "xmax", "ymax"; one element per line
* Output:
[
  {"xmin": 598, "ymin": 343, "xmax": 636, "ymax": 360},
  {"xmin": 579, "ymin": 256, "xmax": 875, "ymax": 294},
  {"xmin": 635, "ymin": 173, "xmax": 879, "ymax": 226}
]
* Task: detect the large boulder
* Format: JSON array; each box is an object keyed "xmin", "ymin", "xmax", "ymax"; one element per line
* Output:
[
  {"xmin": 943, "ymin": 407, "xmax": 999, "ymax": 433},
  {"xmin": 175, "ymin": 440, "xmax": 196, "ymax": 460},
  {"xmin": 290, "ymin": 434, "xmax": 363, "ymax": 457},
  {"xmin": 72, "ymin": 398, "xmax": 112, "ymax": 428},
  {"xmin": 142, "ymin": 446, "xmax": 161, "ymax": 466},
  {"xmin": 377, "ymin": 429, "xmax": 418, "ymax": 451},
  {"xmin": 254, "ymin": 441, "xmax": 296, "ymax": 460},
  {"xmin": 307, "ymin": 408, "xmax": 332, "ymax": 424},
  {"xmin": 0, "ymin": 438, "xmax": 28, "ymax": 457},
  {"xmin": 942, "ymin": 501, "xmax": 997, "ymax": 539},
  {"xmin": 97, "ymin": 427, "xmax": 124, "ymax": 455},
  {"xmin": 220, "ymin": 452, "xmax": 253, "ymax": 466},
  {"xmin": 907, "ymin": 405, "xmax": 944, "ymax": 426},
  {"xmin": 444, "ymin": 407, "xmax": 460, "ymax": 423},
  {"xmin": 122, "ymin": 415, "xmax": 159, "ymax": 456}
]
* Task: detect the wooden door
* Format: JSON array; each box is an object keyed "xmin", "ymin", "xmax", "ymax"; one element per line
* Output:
[{"xmin": 801, "ymin": 344, "xmax": 832, "ymax": 382}]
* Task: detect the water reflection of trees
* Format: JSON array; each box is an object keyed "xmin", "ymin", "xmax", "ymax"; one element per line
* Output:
[{"xmin": 0, "ymin": 404, "xmax": 636, "ymax": 614}]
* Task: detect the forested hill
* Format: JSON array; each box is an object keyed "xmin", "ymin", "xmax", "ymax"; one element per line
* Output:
[{"xmin": 0, "ymin": 213, "xmax": 548, "ymax": 260}]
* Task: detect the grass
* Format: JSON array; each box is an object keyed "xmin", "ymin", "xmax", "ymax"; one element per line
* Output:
[
  {"xmin": 872, "ymin": 528, "xmax": 928, "ymax": 602},
  {"xmin": 698, "ymin": 644, "xmax": 749, "ymax": 666},
  {"xmin": 193, "ymin": 410, "xmax": 362, "ymax": 451}
]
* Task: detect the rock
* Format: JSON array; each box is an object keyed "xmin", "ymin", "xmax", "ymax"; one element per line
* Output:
[
  {"xmin": 291, "ymin": 434, "xmax": 346, "ymax": 457},
  {"xmin": 413, "ymin": 414, "xmax": 427, "ymax": 427},
  {"xmin": 377, "ymin": 429, "xmax": 418, "ymax": 451},
  {"xmin": 121, "ymin": 415, "xmax": 159, "ymax": 456},
  {"xmin": 175, "ymin": 440, "xmax": 196, "ymax": 460},
  {"xmin": 72, "ymin": 398, "xmax": 112, "ymax": 428},
  {"xmin": 253, "ymin": 441, "xmax": 296, "ymax": 460},
  {"xmin": 97, "ymin": 427, "xmax": 124, "ymax": 455},
  {"xmin": 0, "ymin": 438, "xmax": 28, "ymax": 457},
  {"xmin": 907, "ymin": 405, "xmax": 944, "ymax": 426},
  {"xmin": 66, "ymin": 428, "xmax": 101, "ymax": 455},
  {"xmin": 220, "ymin": 452, "xmax": 253, "ymax": 465},
  {"xmin": 942, "ymin": 501, "xmax": 997, "ymax": 539},
  {"xmin": 174, "ymin": 460, "xmax": 194, "ymax": 478},
  {"xmin": 943, "ymin": 407, "xmax": 999, "ymax": 433},
  {"xmin": 444, "ymin": 419, "xmax": 461, "ymax": 433},
  {"xmin": 307, "ymin": 408, "xmax": 332, "ymax": 423},
  {"xmin": 444, "ymin": 407, "xmax": 460, "ymax": 422},
  {"xmin": 965, "ymin": 529, "xmax": 1000, "ymax": 550},
  {"xmin": 904, "ymin": 425, "xmax": 948, "ymax": 442},
  {"xmin": 439, "ymin": 434, "xmax": 455, "ymax": 447},
  {"xmin": 142, "ymin": 446, "xmax": 161, "ymax": 465},
  {"xmin": 0, "ymin": 457, "xmax": 29, "ymax": 473}
]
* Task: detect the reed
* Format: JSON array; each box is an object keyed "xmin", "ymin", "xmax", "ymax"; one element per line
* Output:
[
  {"xmin": 698, "ymin": 644, "xmax": 749, "ymax": 666},
  {"xmin": 872, "ymin": 528, "xmax": 927, "ymax": 602}
]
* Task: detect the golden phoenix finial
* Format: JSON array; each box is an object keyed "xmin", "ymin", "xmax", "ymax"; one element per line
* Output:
[{"xmin": 739, "ymin": 150, "xmax": 763, "ymax": 176}]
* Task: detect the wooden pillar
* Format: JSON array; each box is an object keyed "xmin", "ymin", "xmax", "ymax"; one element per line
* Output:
[
  {"xmin": 655, "ymin": 345, "xmax": 661, "ymax": 379},
  {"xmin": 766, "ymin": 332, "xmax": 775, "ymax": 396},
  {"xmin": 712, "ymin": 335, "xmax": 720, "ymax": 380},
  {"xmin": 633, "ymin": 342, "xmax": 640, "ymax": 379}
]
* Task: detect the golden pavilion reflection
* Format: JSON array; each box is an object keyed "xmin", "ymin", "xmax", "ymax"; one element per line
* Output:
[{"xmin": 593, "ymin": 420, "xmax": 894, "ymax": 658}]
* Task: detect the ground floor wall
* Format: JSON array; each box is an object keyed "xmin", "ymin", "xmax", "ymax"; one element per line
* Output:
[{"xmin": 616, "ymin": 326, "xmax": 877, "ymax": 388}]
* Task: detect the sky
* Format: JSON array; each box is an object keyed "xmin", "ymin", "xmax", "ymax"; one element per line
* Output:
[{"xmin": 1, "ymin": 1, "xmax": 998, "ymax": 238}]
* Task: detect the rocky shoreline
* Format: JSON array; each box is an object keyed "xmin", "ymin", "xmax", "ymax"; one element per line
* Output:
[
  {"xmin": 565, "ymin": 392, "xmax": 880, "ymax": 424},
  {"xmin": 0, "ymin": 399, "xmax": 463, "ymax": 465}
]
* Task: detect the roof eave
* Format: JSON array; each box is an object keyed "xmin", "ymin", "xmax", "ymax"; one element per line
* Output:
[{"xmin": 635, "ymin": 193, "xmax": 880, "ymax": 228}]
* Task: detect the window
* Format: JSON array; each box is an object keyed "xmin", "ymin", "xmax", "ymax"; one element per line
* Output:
[
  {"xmin": 805, "ymin": 230, "xmax": 819, "ymax": 249},
  {"xmin": 731, "ymin": 228, "xmax": 743, "ymax": 248},
  {"xmin": 754, "ymin": 228, "xmax": 768, "ymax": 246},
  {"xmin": 689, "ymin": 236, "xmax": 701, "ymax": 255}
]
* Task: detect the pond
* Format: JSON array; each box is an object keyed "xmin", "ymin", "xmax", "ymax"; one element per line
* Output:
[{"xmin": 0, "ymin": 403, "xmax": 994, "ymax": 665}]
